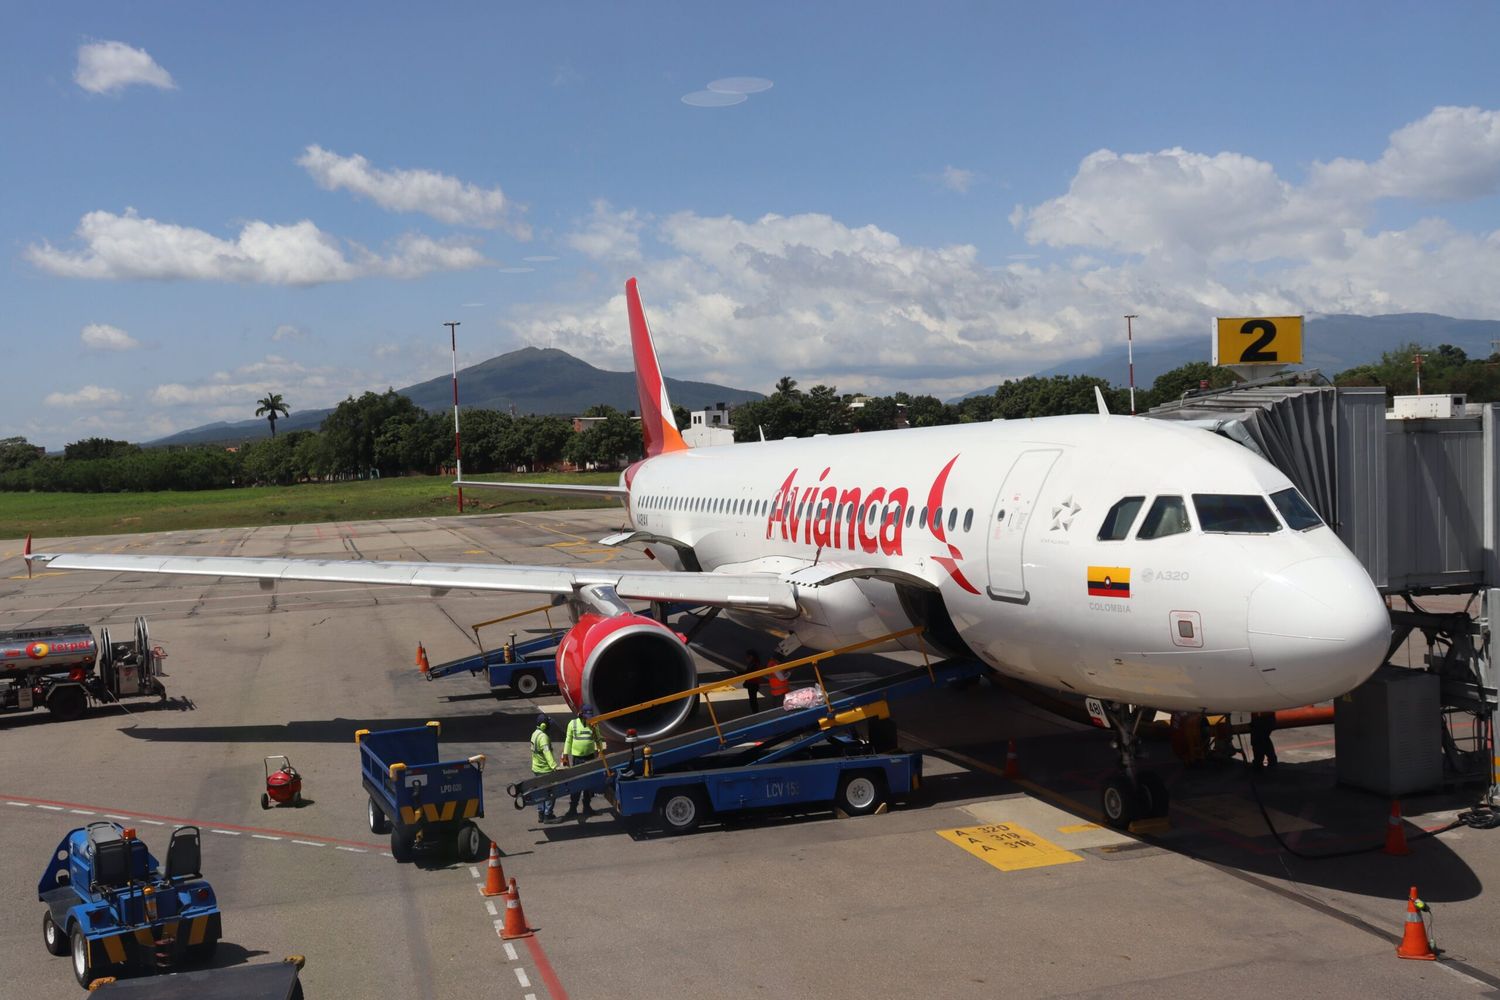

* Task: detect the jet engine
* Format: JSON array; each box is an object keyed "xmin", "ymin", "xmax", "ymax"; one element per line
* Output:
[{"xmin": 555, "ymin": 612, "xmax": 697, "ymax": 739}]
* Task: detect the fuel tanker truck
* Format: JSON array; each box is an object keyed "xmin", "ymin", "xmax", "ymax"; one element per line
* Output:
[{"xmin": 0, "ymin": 616, "xmax": 166, "ymax": 721}]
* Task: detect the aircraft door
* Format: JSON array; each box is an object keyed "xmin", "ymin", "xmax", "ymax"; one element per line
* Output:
[{"xmin": 985, "ymin": 449, "xmax": 1061, "ymax": 602}]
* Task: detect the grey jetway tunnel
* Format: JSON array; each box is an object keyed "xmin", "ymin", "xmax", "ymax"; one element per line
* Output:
[{"xmin": 1148, "ymin": 381, "xmax": 1498, "ymax": 802}]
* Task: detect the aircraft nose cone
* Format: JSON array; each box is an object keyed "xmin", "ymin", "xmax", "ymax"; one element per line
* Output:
[{"xmin": 1247, "ymin": 556, "xmax": 1389, "ymax": 704}]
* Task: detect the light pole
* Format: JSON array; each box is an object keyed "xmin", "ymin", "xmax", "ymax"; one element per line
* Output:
[
  {"xmin": 446, "ymin": 321, "xmax": 463, "ymax": 514},
  {"xmin": 1124, "ymin": 314, "xmax": 1139, "ymax": 415}
]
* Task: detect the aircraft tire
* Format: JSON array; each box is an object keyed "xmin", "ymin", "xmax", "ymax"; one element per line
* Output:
[
  {"xmin": 1101, "ymin": 773, "xmax": 1138, "ymax": 829},
  {"xmin": 1137, "ymin": 770, "xmax": 1170, "ymax": 818}
]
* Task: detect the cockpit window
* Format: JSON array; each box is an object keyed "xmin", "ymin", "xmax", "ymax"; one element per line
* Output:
[
  {"xmin": 1097, "ymin": 496, "xmax": 1145, "ymax": 541},
  {"xmin": 1193, "ymin": 494, "xmax": 1282, "ymax": 534},
  {"xmin": 1271, "ymin": 488, "xmax": 1323, "ymax": 531},
  {"xmin": 1137, "ymin": 496, "xmax": 1191, "ymax": 539}
]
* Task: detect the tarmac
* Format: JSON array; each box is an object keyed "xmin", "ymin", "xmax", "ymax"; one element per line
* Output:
[{"xmin": 1, "ymin": 510, "xmax": 1497, "ymax": 999}]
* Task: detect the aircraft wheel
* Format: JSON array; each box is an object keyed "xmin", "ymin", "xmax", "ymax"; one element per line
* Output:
[
  {"xmin": 836, "ymin": 771, "xmax": 888, "ymax": 817},
  {"xmin": 43, "ymin": 912, "xmax": 68, "ymax": 956},
  {"xmin": 512, "ymin": 671, "xmax": 542, "ymax": 697},
  {"xmin": 1137, "ymin": 770, "xmax": 1170, "ymax": 819},
  {"xmin": 454, "ymin": 822, "xmax": 483, "ymax": 861},
  {"xmin": 71, "ymin": 924, "xmax": 97, "ymax": 988},
  {"xmin": 1101, "ymin": 773, "xmax": 1138, "ymax": 830},
  {"xmin": 656, "ymin": 787, "xmax": 708, "ymax": 835},
  {"xmin": 368, "ymin": 797, "xmax": 391, "ymax": 834}
]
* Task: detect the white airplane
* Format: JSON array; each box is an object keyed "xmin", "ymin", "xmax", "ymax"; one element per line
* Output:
[{"xmin": 27, "ymin": 279, "xmax": 1391, "ymax": 827}]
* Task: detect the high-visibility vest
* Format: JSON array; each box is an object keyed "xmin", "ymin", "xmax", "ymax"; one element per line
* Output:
[
  {"xmin": 530, "ymin": 725, "xmax": 557, "ymax": 774},
  {"xmin": 767, "ymin": 663, "xmax": 790, "ymax": 697},
  {"xmin": 564, "ymin": 717, "xmax": 601, "ymax": 758}
]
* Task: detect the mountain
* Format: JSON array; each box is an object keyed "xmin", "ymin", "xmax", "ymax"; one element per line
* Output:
[
  {"xmin": 150, "ymin": 347, "xmax": 763, "ymax": 447},
  {"xmin": 950, "ymin": 313, "xmax": 1500, "ymax": 401}
]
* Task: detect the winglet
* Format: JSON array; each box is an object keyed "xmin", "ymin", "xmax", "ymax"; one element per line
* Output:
[
  {"xmin": 23, "ymin": 533, "xmax": 32, "ymax": 578},
  {"xmin": 1094, "ymin": 386, "xmax": 1110, "ymax": 420},
  {"xmin": 625, "ymin": 278, "xmax": 689, "ymax": 457}
]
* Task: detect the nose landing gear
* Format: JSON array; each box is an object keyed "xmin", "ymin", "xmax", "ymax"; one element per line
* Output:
[{"xmin": 1095, "ymin": 701, "xmax": 1170, "ymax": 829}]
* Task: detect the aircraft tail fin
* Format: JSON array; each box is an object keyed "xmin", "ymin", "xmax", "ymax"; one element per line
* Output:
[
  {"xmin": 1094, "ymin": 386, "xmax": 1111, "ymax": 420},
  {"xmin": 626, "ymin": 278, "xmax": 689, "ymax": 457}
]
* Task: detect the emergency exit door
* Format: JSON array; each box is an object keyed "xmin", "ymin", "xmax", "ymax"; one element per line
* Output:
[{"xmin": 985, "ymin": 449, "xmax": 1060, "ymax": 602}]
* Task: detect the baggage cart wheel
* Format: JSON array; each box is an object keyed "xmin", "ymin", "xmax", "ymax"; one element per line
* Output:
[
  {"xmin": 511, "ymin": 670, "xmax": 542, "ymax": 697},
  {"xmin": 390, "ymin": 828, "xmax": 415, "ymax": 863},
  {"xmin": 48, "ymin": 685, "xmax": 87, "ymax": 722},
  {"xmin": 368, "ymin": 797, "xmax": 392, "ymax": 834},
  {"xmin": 260, "ymin": 793, "xmax": 271, "ymax": 810},
  {"xmin": 70, "ymin": 924, "xmax": 98, "ymax": 988},
  {"xmin": 836, "ymin": 771, "xmax": 888, "ymax": 817},
  {"xmin": 656, "ymin": 786, "xmax": 708, "ymax": 835},
  {"xmin": 454, "ymin": 822, "xmax": 483, "ymax": 861},
  {"xmin": 43, "ymin": 912, "xmax": 68, "ymax": 956}
]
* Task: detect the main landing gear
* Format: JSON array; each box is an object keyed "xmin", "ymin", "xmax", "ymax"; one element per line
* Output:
[{"xmin": 1095, "ymin": 701, "xmax": 1169, "ymax": 829}]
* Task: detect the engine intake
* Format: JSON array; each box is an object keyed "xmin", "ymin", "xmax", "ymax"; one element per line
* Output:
[{"xmin": 555, "ymin": 612, "xmax": 697, "ymax": 739}]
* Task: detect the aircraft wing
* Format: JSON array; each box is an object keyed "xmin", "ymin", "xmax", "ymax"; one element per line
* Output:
[
  {"xmin": 454, "ymin": 479, "xmax": 628, "ymax": 500},
  {"xmin": 25, "ymin": 551, "xmax": 797, "ymax": 615}
]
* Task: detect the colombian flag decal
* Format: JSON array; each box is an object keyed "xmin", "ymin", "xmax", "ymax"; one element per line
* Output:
[{"xmin": 1087, "ymin": 566, "xmax": 1130, "ymax": 598}]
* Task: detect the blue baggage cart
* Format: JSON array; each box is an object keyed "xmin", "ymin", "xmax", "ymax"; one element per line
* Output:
[{"xmin": 356, "ymin": 721, "xmax": 487, "ymax": 862}]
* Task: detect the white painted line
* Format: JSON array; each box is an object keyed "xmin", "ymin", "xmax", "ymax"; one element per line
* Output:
[
  {"xmin": 105, "ymin": 814, "xmax": 130, "ymax": 821},
  {"xmin": 486, "ymin": 900, "xmax": 498, "ymax": 916},
  {"xmin": 251, "ymin": 834, "xmax": 282, "ymax": 841},
  {"xmin": 525, "ymin": 994, "xmax": 537, "ymax": 1000},
  {"xmin": 291, "ymin": 840, "xmax": 325, "ymax": 847},
  {"xmin": 515, "ymin": 967, "xmax": 531, "ymax": 989},
  {"xmin": 36, "ymin": 804, "xmax": 63, "ymax": 811},
  {"xmin": 503, "ymin": 942, "xmax": 517, "ymax": 961},
  {"xmin": 138, "ymin": 819, "xmax": 164, "ymax": 825},
  {"xmin": 6, "ymin": 801, "xmax": 30, "ymax": 807},
  {"xmin": 380, "ymin": 852, "xmax": 392, "ymax": 858},
  {"xmin": 210, "ymin": 829, "xmax": 241, "ymax": 837},
  {"xmin": 468, "ymin": 865, "xmax": 480, "ymax": 878},
  {"xmin": 68, "ymin": 809, "xmax": 94, "ymax": 815},
  {"xmin": 335, "ymin": 846, "xmax": 366, "ymax": 853},
  {"xmin": 493, "ymin": 919, "xmax": 504, "ymax": 934}
]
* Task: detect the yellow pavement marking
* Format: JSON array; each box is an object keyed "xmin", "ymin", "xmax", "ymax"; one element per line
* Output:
[
  {"xmin": 1175, "ymin": 794, "xmax": 1319, "ymax": 837},
  {"xmin": 464, "ymin": 549, "xmax": 486, "ymax": 555},
  {"xmin": 1057, "ymin": 823, "xmax": 1101, "ymax": 834},
  {"xmin": 548, "ymin": 541, "xmax": 586, "ymax": 548},
  {"xmin": 939, "ymin": 823, "xmax": 1084, "ymax": 872},
  {"xmin": 9, "ymin": 571, "xmax": 68, "ymax": 580}
]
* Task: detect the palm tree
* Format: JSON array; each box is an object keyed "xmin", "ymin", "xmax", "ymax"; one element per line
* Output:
[{"xmin": 255, "ymin": 393, "xmax": 290, "ymax": 437}]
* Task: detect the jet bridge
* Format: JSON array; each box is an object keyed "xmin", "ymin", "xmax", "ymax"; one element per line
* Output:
[{"xmin": 1148, "ymin": 379, "xmax": 1498, "ymax": 802}]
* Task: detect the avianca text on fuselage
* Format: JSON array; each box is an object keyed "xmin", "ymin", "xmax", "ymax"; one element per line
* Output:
[{"xmin": 765, "ymin": 466, "xmax": 912, "ymax": 555}]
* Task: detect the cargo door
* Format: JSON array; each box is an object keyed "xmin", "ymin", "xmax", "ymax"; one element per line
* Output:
[{"xmin": 985, "ymin": 450, "xmax": 1061, "ymax": 602}]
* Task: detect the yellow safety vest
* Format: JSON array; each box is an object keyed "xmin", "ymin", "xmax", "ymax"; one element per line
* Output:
[
  {"xmin": 530, "ymin": 726, "xmax": 557, "ymax": 774},
  {"xmin": 564, "ymin": 717, "xmax": 601, "ymax": 758}
]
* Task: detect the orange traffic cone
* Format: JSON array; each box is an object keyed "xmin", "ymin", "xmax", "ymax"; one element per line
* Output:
[
  {"xmin": 1004, "ymin": 739, "xmax": 1021, "ymax": 779},
  {"xmin": 416, "ymin": 643, "xmax": 430, "ymax": 675},
  {"xmin": 1383, "ymin": 800, "xmax": 1410, "ymax": 856},
  {"xmin": 1395, "ymin": 885, "xmax": 1435, "ymax": 960},
  {"xmin": 500, "ymin": 877, "xmax": 534, "ymax": 940},
  {"xmin": 480, "ymin": 841, "xmax": 506, "ymax": 897}
]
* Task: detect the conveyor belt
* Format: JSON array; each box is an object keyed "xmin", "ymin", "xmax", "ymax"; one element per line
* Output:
[{"xmin": 510, "ymin": 658, "xmax": 982, "ymax": 805}]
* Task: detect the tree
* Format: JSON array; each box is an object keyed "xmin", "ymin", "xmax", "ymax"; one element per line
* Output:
[
  {"xmin": 0, "ymin": 436, "xmax": 43, "ymax": 473},
  {"xmin": 255, "ymin": 393, "xmax": 291, "ymax": 437},
  {"xmin": 671, "ymin": 404, "xmax": 691, "ymax": 431},
  {"xmin": 64, "ymin": 438, "xmax": 138, "ymax": 461},
  {"xmin": 1142, "ymin": 363, "xmax": 1241, "ymax": 410},
  {"xmin": 320, "ymin": 390, "xmax": 424, "ymax": 475}
]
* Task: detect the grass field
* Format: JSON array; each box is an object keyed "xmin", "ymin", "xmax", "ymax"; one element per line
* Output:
[{"xmin": 0, "ymin": 472, "xmax": 622, "ymax": 540}]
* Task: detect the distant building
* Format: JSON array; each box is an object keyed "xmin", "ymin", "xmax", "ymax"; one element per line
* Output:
[{"xmin": 684, "ymin": 402, "xmax": 737, "ymax": 448}]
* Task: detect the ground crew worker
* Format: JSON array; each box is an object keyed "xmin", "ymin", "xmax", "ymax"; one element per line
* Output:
[
  {"xmin": 1249, "ymin": 712, "xmax": 1278, "ymax": 769},
  {"xmin": 766, "ymin": 657, "xmax": 790, "ymax": 700},
  {"xmin": 743, "ymin": 650, "xmax": 763, "ymax": 713},
  {"xmin": 530, "ymin": 713, "xmax": 559, "ymax": 823},
  {"xmin": 561, "ymin": 704, "xmax": 605, "ymax": 819}
]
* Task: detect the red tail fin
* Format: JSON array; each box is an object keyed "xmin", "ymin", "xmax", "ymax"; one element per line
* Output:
[{"xmin": 626, "ymin": 278, "xmax": 688, "ymax": 457}]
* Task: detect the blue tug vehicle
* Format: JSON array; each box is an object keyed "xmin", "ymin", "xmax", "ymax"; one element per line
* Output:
[{"xmin": 38, "ymin": 822, "xmax": 222, "ymax": 989}]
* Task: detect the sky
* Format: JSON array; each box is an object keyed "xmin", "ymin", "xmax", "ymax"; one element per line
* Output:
[{"xmin": 4, "ymin": 2, "xmax": 1500, "ymax": 448}]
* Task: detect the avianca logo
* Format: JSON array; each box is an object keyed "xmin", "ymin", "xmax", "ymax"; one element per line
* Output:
[{"xmin": 764, "ymin": 454, "xmax": 980, "ymax": 594}]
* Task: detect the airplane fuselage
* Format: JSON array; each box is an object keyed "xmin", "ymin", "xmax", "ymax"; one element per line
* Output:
[{"xmin": 625, "ymin": 414, "xmax": 1390, "ymax": 713}]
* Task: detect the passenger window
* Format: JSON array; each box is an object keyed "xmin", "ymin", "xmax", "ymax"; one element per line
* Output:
[
  {"xmin": 963, "ymin": 509, "xmax": 973, "ymax": 532},
  {"xmin": 1137, "ymin": 496, "xmax": 1191, "ymax": 539},
  {"xmin": 1270, "ymin": 488, "xmax": 1323, "ymax": 531},
  {"xmin": 948, "ymin": 508, "xmax": 958, "ymax": 532},
  {"xmin": 1098, "ymin": 496, "xmax": 1145, "ymax": 541},
  {"xmin": 919, "ymin": 506, "xmax": 928, "ymax": 528},
  {"xmin": 1193, "ymin": 494, "xmax": 1282, "ymax": 534},
  {"xmin": 906, "ymin": 506, "xmax": 915, "ymax": 528}
]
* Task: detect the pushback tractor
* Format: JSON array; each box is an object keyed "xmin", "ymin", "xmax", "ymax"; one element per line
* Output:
[
  {"xmin": 38, "ymin": 822, "xmax": 221, "ymax": 989},
  {"xmin": 1, "ymin": 617, "xmax": 165, "ymax": 721}
]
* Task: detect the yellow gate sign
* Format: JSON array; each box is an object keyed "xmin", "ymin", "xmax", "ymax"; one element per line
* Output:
[
  {"xmin": 938, "ymin": 822, "xmax": 1083, "ymax": 872},
  {"xmin": 1213, "ymin": 316, "xmax": 1303, "ymax": 367}
]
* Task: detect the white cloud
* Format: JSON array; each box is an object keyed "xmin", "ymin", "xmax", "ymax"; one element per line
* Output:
[
  {"xmin": 298, "ymin": 145, "xmax": 529, "ymax": 236},
  {"xmin": 81, "ymin": 323, "xmax": 140, "ymax": 351},
  {"xmin": 75, "ymin": 40, "xmax": 176, "ymax": 95},
  {"xmin": 26, "ymin": 209, "xmax": 488, "ymax": 285},
  {"xmin": 1309, "ymin": 106, "xmax": 1500, "ymax": 202},
  {"xmin": 940, "ymin": 166, "xmax": 976, "ymax": 193},
  {"xmin": 565, "ymin": 200, "xmax": 644, "ymax": 260},
  {"xmin": 46, "ymin": 385, "xmax": 125, "ymax": 407},
  {"xmin": 272, "ymin": 324, "xmax": 305, "ymax": 342}
]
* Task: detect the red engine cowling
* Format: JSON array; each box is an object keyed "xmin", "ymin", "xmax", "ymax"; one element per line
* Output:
[{"xmin": 555, "ymin": 612, "xmax": 697, "ymax": 739}]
